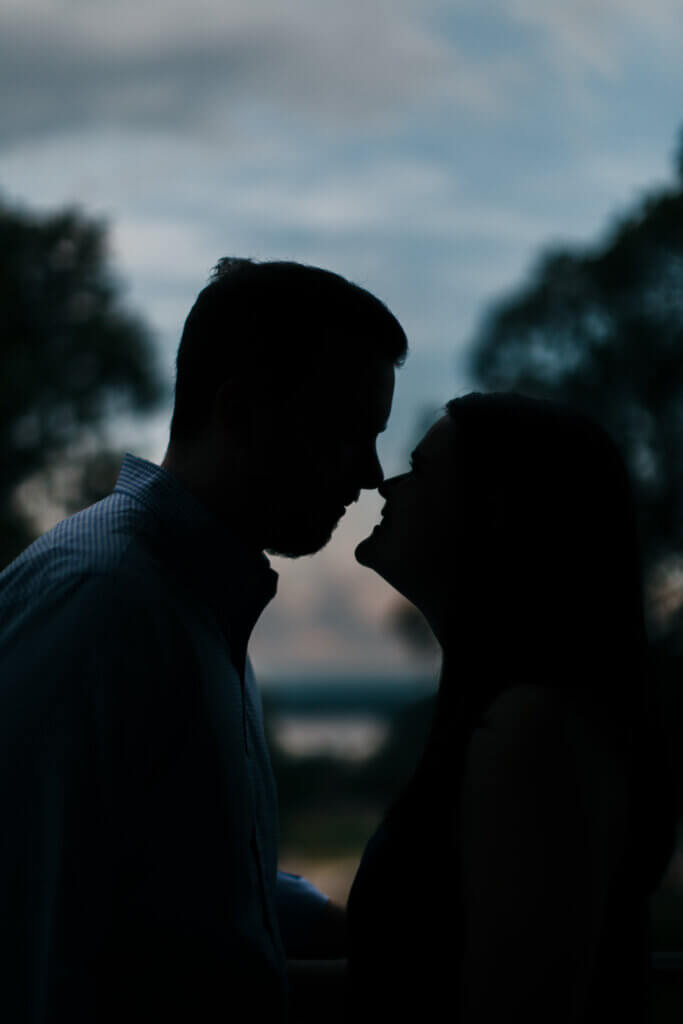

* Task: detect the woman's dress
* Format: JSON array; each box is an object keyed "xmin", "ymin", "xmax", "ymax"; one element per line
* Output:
[{"xmin": 346, "ymin": 685, "xmax": 658, "ymax": 1023}]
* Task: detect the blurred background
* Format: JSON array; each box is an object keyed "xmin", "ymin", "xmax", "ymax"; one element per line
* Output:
[{"xmin": 2, "ymin": 0, "xmax": 683, "ymax": 986}]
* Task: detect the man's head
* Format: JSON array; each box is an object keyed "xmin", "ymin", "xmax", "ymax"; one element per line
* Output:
[{"xmin": 165, "ymin": 258, "xmax": 407, "ymax": 556}]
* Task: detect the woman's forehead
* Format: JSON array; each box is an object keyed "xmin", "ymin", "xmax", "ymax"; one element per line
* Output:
[{"xmin": 415, "ymin": 414, "xmax": 456, "ymax": 461}]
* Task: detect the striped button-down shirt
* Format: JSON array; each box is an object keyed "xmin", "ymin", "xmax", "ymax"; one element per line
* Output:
[{"xmin": 0, "ymin": 453, "xmax": 323, "ymax": 1023}]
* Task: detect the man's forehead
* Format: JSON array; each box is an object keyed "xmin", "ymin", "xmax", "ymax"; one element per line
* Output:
[{"xmin": 330, "ymin": 359, "xmax": 394, "ymax": 421}]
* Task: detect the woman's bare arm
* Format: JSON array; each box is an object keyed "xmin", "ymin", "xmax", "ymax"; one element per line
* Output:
[{"xmin": 458, "ymin": 685, "xmax": 627, "ymax": 1024}]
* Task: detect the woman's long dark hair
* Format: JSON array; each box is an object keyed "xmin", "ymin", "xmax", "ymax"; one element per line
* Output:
[{"xmin": 394, "ymin": 391, "xmax": 675, "ymax": 892}]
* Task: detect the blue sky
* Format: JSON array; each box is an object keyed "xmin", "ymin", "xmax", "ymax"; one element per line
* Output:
[{"xmin": 2, "ymin": 0, "xmax": 682, "ymax": 678}]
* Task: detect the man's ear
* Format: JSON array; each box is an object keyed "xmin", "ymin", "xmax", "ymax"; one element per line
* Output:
[
  {"xmin": 213, "ymin": 378, "xmax": 282, "ymax": 467},
  {"xmin": 213, "ymin": 379, "xmax": 254, "ymax": 450}
]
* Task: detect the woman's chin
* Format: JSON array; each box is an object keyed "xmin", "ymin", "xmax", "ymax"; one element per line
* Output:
[
  {"xmin": 354, "ymin": 532, "xmax": 379, "ymax": 568},
  {"xmin": 355, "ymin": 529, "xmax": 397, "ymax": 584},
  {"xmin": 354, "ymin": 523, "xmax": 392, "ymax": 569}
]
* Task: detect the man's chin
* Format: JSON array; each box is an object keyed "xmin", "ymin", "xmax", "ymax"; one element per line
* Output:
[{"xmin": 265, "ymin": 518, "xmax": 340, "ymax": 559}]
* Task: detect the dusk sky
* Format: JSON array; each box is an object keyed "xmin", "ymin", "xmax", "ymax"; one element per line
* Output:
[{"xmin": 2, "ymin": 1, "xmax": 682, "ymax": 680}]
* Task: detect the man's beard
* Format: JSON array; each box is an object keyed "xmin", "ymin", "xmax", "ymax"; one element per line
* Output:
[{"xmin": 264, "ymin": 503, "xmax": 344, "ymax": 559}]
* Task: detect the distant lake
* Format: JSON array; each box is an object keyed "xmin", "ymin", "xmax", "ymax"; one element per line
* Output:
[
  {"xmin": 260, "ymin": 675, "xmax": 437, "ymax": 713},
  {"xmin": 261, "ymin": 675, "xmax": 437, "ymax": 761}
]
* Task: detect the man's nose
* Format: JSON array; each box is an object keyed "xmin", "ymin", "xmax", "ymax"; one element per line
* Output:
[
  {"xmin": 378, "ymin": 468, "xmax": 411, "ymax": 499},
  {"xmin": 378, "ymin": 473, "xmax": 401, "ymax": 499}
]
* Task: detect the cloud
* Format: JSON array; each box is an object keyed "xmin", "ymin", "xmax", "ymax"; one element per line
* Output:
[
  {"xmin": 4, "ymin": 0, "xmax": 681, "ymax": 158},
  {"xmin": 506, "ymin": 0, "xmax": 683, "ymax": 80},
  {"xmin": 0, "ymin": 0, "xmax": 504, "ymax": 150}
]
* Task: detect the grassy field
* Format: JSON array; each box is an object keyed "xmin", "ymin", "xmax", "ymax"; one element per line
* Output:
[{"xmin": 279, "ymin": 803, "xmax": 382, "ymax": 905}]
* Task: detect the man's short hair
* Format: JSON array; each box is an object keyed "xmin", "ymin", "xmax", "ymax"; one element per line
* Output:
[{"xmin": 169, "ymin": 258, "xmax": 408, "ymax": 443}]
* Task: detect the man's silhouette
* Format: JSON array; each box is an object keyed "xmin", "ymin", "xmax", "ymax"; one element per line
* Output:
[{"xmin": 0, "ymin": 258, "xmax": 407, "ymax": 1023}]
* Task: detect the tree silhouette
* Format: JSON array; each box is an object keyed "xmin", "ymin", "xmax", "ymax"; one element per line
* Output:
[
  {"xmin": 469, "ymin": 129, "xmax": 683, "ymax": 651},
  {"xmin": 467, "ymin": 129, "xmax": 683, "ymax": 812},
  {"xmin": 0, "ymin": 198, "xmax": 164, "ymax": 567}
]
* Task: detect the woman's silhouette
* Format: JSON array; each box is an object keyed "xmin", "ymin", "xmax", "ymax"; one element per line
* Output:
[{"xmin": 346, "ymin": 392, "xmax": 676, "ymax": 1023}]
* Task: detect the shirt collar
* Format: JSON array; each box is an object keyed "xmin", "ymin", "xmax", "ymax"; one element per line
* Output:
[{"xmin": 114, "ymin": 453, "xmax": 278, "ymax": 642}]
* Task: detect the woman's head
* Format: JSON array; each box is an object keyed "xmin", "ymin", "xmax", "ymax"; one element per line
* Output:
[
  {"xmin": 356, "ymin": 392, "xmax": 646, "ymax": 689},
  {"xmin": 367, "ymin": 392, "xmax": 674, "ymax": 891},
  {"xmin": 355, "ymin": 412, "xmax": 460, "ymax": 628}
]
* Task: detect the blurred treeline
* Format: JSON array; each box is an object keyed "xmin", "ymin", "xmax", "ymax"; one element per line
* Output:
[
  {"xmin": 467, "ymin": 130, "xmax": 683, "ymax": 814},
  {"xmin": 387, "ymin": 130, "xmax": 683, "ymax": 817},
  {"xmin": 0, "ymin": 196, "xmax": 164, "ymax": 566}
]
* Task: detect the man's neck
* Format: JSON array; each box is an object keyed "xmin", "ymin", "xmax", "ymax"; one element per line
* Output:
[{"xmin": 161, "ymin": 444, "xmax": 264, "ymax": 555}]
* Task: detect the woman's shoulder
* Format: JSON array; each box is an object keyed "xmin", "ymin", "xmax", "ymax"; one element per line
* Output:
[
  {"xmin": 463, "ymin": 686, "xmax": 563, "ymax": 792},
  {"xmin": 466, "ymin": 684, "xmax": 630, "ymax": 818},
  {"xmin": 481, "ymin": 682, "xmax": 566, "ymax": 733},
  {"xmin": 482, "ymin": 681, "xmax": 588, "ymax": 725},
  {"xmin": 474, "ymin": 684, "xmax": 583, "ymax": 765},
  {"xmin": 480, "ymin": 683, "xmax": 616, "ymax": 752}
]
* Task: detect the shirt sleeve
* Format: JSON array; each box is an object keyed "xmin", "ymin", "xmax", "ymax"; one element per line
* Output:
[{"xmin": 275, "ymin": 870, "xmax": 330, "ymax": 957}]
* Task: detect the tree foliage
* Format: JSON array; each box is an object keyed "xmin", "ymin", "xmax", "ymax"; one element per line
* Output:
[
  {"xmin": 469, "ymin": 131, "xmax": 683, "ymax": 648},
  {"xmin": 467, "ymin": 130, "xmax": 683, "ymax": 814},
  {"xmin": 0, "ymin": 198, "xmax": 164, "ymax": 566}
]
